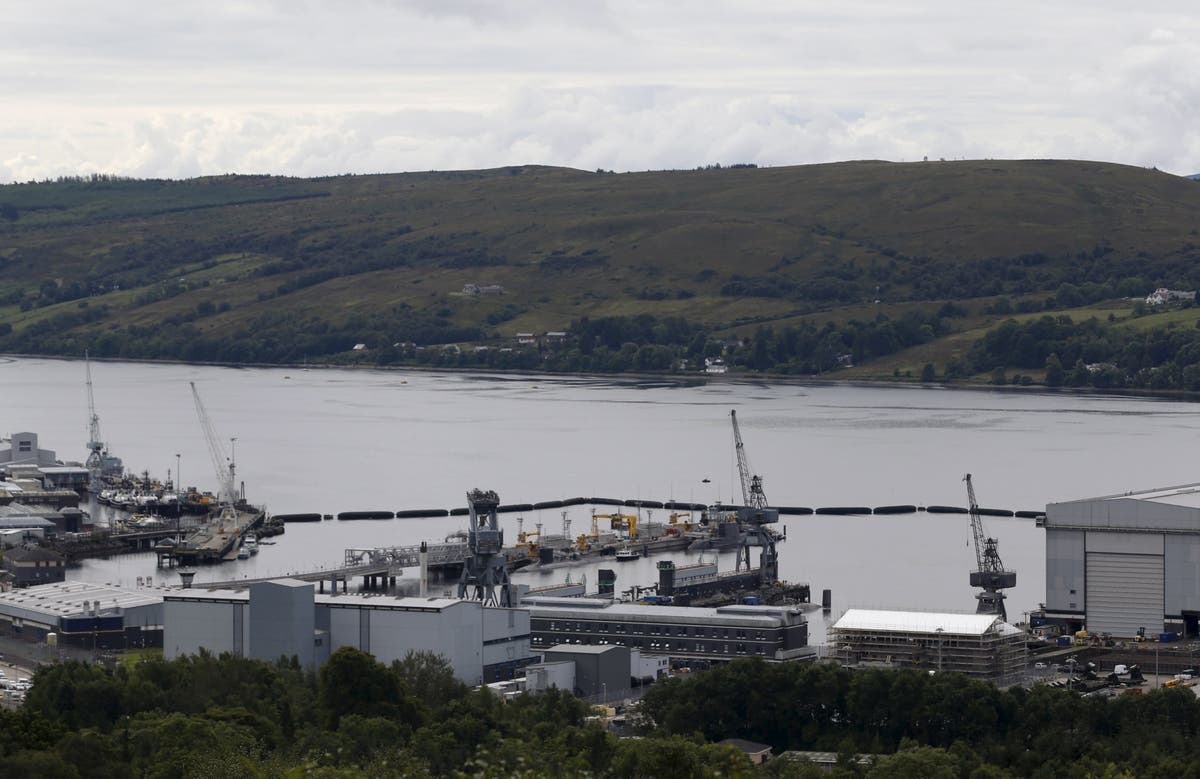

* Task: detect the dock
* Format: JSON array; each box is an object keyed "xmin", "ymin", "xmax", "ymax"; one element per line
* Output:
[
  {"xmin": 163, "ymin": 507, "xmax": 265, "ymax": 566},
  {"xmin": 200, "ymin": 560, "xmax": 401, "ymax": 593}
]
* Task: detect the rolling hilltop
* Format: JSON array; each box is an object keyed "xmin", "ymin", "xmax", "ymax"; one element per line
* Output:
[{"xmin": 2, "ymin": 159, "xmax": 1200, "ymax": 384}]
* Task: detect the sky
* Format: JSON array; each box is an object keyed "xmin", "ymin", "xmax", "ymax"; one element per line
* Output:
[{"xmin": 2, "ymin": 1, "xmax": 1199, "ymax": 183}]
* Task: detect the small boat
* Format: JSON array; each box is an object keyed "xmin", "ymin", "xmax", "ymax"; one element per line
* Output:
[
  {"xmin": 236, "ymin": 541, "xmax": 250, "ymax": 560},
  {"xmin": 615, "ymin": 547, "xmax": 640, "ymax": 562},
  {"xmin": 244, "ymin": 536, "xmax": 259, "ymax": 555}
]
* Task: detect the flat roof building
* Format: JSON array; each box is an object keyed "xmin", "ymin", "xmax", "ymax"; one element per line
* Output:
[
  {"xmin": 830, "ymin": 608, "xmax": 1026, "ymax": 684},
  {"xmin": 165, "ymin": 582, "xmax": 534, "ymax": 684},
  {"xmin": 525, "ymin": 596, "xmax": 812, "ymax": 662},
  {"xmin": 0, "ymin": 579, "xmax": 165, "ymax": 647},
  {"xmin": 1042, "ymin": 482, "xmax": 1200, "ymax": 638},
  {"xmin": 0, "ymin": 433, "xmax": 58, "ymax": 469}
]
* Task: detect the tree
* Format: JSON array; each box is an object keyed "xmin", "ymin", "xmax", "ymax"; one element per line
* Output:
[
  {"xmin": 1044, "ymin": 353, "xmax": 1064, "ymax": 387},
  {"xmin": 865, "ymin": 745, "xmax": 960, "ymax": 778},
  {"xmin": 390, "ymin": 651, "xmax": 467, "ymax": 716},
  {"xmin": 920, "ymin": 363, "xmax": 937, "ymax": 382},
  {"xmin": 318, "ymin": 647, "xmax": 419, "ymax": 729}
]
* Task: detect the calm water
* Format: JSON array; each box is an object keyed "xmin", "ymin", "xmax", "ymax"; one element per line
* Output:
[{"xmin": 6, "ymin": 356, "xmax": 1200, "ymax": 641}]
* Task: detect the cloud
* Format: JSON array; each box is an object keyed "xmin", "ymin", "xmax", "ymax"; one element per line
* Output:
[{"xmin": 1, "ymin": 1, "xmax": 1199, "ymax": 181}]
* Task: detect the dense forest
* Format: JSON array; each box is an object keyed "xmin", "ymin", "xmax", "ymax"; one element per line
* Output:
[
  {"xmin": 3, "ymin": 162, "xmax": 1200, "ymax": 389},
  {"xmin": 4, "ymin": 650, "xmax": 1200, "ymax": 777}
]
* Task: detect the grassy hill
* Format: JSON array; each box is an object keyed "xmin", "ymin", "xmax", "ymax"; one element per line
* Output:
[{"xmin": 1, "ymin": 160, "xmax": 1199, "ymax": 378}]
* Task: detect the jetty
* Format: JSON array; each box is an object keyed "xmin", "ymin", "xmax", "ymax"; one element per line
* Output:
[{"xmin": 160, "ymin": 507, "xmax": 265, "ymax": 566}]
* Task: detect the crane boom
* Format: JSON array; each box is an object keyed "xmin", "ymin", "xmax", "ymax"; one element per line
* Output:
[
  {"xmin": 731, "ymin": 409, "xmax": 768, "ymax": 509},
  {"xmin": 191, "ymin": 382, "xmax": 237, "ymax": 505},
  {"xmin": 963, "ymin": 473, "xmax": 1015, "ymax": 621},
  {"xmin": 85, "ymin": 353, "xmax": 104, "ymax": 469},
  {"xmin": 964, "ymin": 473, "xmax": 988, "ymax": 571}
]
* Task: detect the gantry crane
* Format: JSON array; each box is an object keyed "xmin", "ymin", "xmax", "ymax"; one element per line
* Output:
[
  {"xmin": 190, "ymin": 382, "xmax": 239, "ymax": 508},
  {"xmin": 458, "ymin": 488, "xmax": 512, "ymax": 606},
  {"xmin": 730, "ymin": 409, "xmax": 779, "ymax": 585},
  {"xmin": 964, "ymin": 473, "xmax": 1016, "ymax": 621}
]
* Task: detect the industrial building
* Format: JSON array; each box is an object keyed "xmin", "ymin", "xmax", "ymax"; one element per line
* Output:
[
  {"xmin": 0, "ymin": 433, "xmax": 60, "ymax": 469},
  {"xmin": 1042, "ymin": 483, "xmax": 1200, "ymax": 638},
  {"xmin": 524, "ymin": 596, "xmax": 812, "ymax": 662},
  {"xmin": 164, "ymin": 580, "xmax": 534, "ymax": 684},
  {"xmin": 829, "ymin": 608, "xmax": 1027, "ymax": 684},
  {"xmin": 1, "ymin": 546, "xmax": 67, "ymax": 587},
  {"xmin": 0, "ymin": 579, "xmax": 165, "ymax": 648},
  {"xmin": 536, "ymin": 645, "xmax": 631, "ymax": 698}
]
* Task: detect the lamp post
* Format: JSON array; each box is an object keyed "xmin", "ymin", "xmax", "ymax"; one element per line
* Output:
[
  {"xmin": 935, "ymin": 627, "xmax": 944, "ymax": 672},
  {"xmin": 601, "ymin": 682, "xmax": 607, "ymax": 703},
  {"xmin": 1156, "ymin": 642, "xmax": 1160, "ymax": 689},
  {"xmin": 175, "ymin": 453, "xmax": 182, "ymax": 538},
  {"xmin": 1067, "ymin": 655, "xmax": 1077, "ymax": 692}
]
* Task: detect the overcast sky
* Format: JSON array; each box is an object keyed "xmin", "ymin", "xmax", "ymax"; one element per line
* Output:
[{"xmin": 2, "ymin": 1, "xmax": 1198, "ymax": 182}]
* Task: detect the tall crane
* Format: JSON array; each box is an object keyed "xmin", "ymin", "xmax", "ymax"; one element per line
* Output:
[
  {"xmin": 964, "ymin": 473, "xmax": 1016, "ymax": 621},
  {"xmin": 85, "ymin": 354, "xmax": 105, "ymax": 474},
  {"xmin": 190, "ymin": 382, "xmax": 239, "ymax": 507},
  {"xmin": 458, "ymin": 488, "xmax": 512, "ymax": 606},
  {"xmin": 731, "ymin": 409, "xmax": 768, "ymax": 509},
  {"xmin": 729, "ymin": 409, "xmax": 779, "ymax": 585},
  {"xmin": 84, "ymin": 353, "xmax": 122, "ymax": 479}
]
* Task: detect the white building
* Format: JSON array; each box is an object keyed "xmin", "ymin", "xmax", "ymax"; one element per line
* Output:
[
  {"xmin": 1145, "ymin": 288, "xmax": 1197, "ymax": 305},
  {"xmin": 830, "ymin": 608, "xmax": 1026, "ymax": 683}
]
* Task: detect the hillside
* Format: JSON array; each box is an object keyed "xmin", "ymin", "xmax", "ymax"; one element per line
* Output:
[{"xmin": 1, "ymin": 160, "xmax": 1199, "ymax": 378}]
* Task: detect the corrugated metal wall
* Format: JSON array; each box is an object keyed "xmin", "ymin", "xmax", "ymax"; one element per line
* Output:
[{"xmin": 1085, "ymin": 552, "xmax": 1163, "ymax": 637}]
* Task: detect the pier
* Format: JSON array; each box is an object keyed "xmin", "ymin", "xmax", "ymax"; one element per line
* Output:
[{"xmin": 160, "ymin": 507, "xmax": 265, "ymax": 566}]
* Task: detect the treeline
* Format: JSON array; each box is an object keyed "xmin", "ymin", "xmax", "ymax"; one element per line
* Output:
[
  {"xmin": 8, "ymin": 652, "xmax": 1200, "ymax": 777},
  {"xmin": 642, "ymin": 659, "xmax": 1200, "ymax": 777},
  {"xmin": 727, "ymin": 241, "xmax": 1198, "ymax": 308},
  {"xmin": 389, "ymin": 310, "xmax": 955, "ymax": 375},
  {"xmin": 965, "ymin": 314, "xmax": 1200, "ymax": 391},
  {"xmin": 2, "ymin": 648, "xmax": 750, "ymax": 778}
]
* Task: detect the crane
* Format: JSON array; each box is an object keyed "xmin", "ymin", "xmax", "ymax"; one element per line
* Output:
[
  {"xmin": 729, "ymin": 409, "xmax": 779, "ymax": 585},
  {"xmin": 84, "ymin": 354, "xmax": 105, "ymax": 474},
  {"xmin": 458, "ymin": 488, "xmax": 512, "ymax": 606},
  {"xmin": 83, "ymin": 352, "xmax": 123, "ymax": 480},
  {"xmin": 190, "ymin": 382, "xmax": 239, "ymax": 508},
  {"xmin": 964, "ymin": 473, "xmax": 1016, "ymax": 621},
  {"xmin": 731, "ymin": 409, "xmax": 768, "ymax": 509}
]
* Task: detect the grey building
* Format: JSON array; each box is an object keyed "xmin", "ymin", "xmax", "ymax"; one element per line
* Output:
[
  {"xmin": 1, "ymin": 546, "xmax": 67, "ymax": 587},
  {"xmin": 165, "ymin": 581, "xmax": 534, "ymax": 683},
  {"xmin": 525, "ymin": 597, "xmax": 812, "ymax": 662},
  {"xmin": 0, "ymin": 433, "xmax": 58, "ymax": 468},
  {"xmin": 541, "ymin": 644, "xmax": 630, "ymax": 698},
  {"xmin": 249, "ymin": 580, "xmax": 319, "ymax": 669},
  {"xmin": 1043, "ymin": 483, "xmax": 1200, "ymax": 638}
]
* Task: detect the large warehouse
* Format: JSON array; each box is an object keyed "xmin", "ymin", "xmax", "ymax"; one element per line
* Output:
[
  {"xmin": 164, "ymin": 580, "xmax": 535, "ymax": 684},
  {"xmin": 1043, "ymin": 483, "xmax": 1200, "ymax": 638}
]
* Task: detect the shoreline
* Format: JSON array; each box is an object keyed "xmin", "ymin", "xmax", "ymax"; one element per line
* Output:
[{"xmin": 6, "ymin": 351, "xmax": 1200, "ymax": 404}]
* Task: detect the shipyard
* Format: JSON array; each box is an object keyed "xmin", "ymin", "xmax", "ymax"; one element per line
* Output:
[{"xmin": 6, "ymin": 358, "xmax": 1200, "ymax": 778}]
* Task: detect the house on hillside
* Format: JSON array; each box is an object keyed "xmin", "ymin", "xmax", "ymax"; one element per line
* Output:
[
  {"xmin": 704, "ymin": 358, "xmax": 728, "ymax": 374},
  {"xmin": 1146, "ymin": 287, "xmax": 1197, "ymax": 305},
  {"xmin": 463, "ymin": 284, "xmax": 505, "ymax": 295}
]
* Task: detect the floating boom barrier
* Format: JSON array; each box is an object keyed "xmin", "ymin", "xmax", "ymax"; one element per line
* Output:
[{"xmin": 279, "ymin": 499, "xmax": 1043, "ymax": 521}]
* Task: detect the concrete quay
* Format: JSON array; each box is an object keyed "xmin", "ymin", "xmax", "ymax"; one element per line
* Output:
[{"xmin": 164, "ymin": 507, "xmax": 265, "ymax": 566}]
